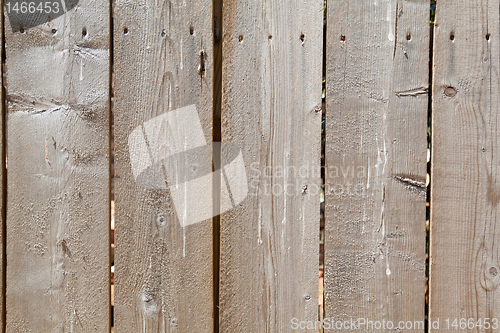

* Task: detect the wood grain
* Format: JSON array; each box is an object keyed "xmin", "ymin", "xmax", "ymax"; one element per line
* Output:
[
  {"xmin": 220, "ymin": 0, "xmax": 323, "ymax": 331},
  {"xmin": 4, "ymin": 1, "xmax": 110, "ymax": 331},
  {"xmin": 113, "ymin": 0, "xmax": 214, "ymax": 331},
  {"xmin": 429, "ymin": 1, "xmax": 500, "ymax": 330},
  {"xmin": 324, "ymin": 1, "xmax": 429, "ymax": 330}
]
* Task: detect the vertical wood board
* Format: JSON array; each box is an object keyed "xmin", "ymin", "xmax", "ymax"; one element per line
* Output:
[
  {"xmin": 430, "ymin": 1, "xmax": 500, "ymax": 329},
  {"xmin": 113, "ymin": 0, "xmax": 214, "ymax": 331},
  {"xmin": 324, "ymin": 1, "xmax": 429, "ymax": 330},
  {"xmin": 220, "ymin": 0, "xmax": 323, "ymax": 331},
  {"xmin": 4, "ymin": 1, "xmax": 110, "ymax": 331}
]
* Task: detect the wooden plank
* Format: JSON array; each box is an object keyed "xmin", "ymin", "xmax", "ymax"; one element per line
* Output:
[
  {"xmin": 429, "ymin": 1, "xmax": 500, "ymax": 329},
  {"xmin": 4, "ymin": 1, "xmax": 110, "ymax": 331},
  {"xmin": 324, "ymin": 0, "xmax": 428, "ymax": 330},
  {"xmin": 220, "ymin": 0, "xmax": 323, "ymax": 331},
  {"xmin": 113, "ymin": 0, "xmax": 214, "ymax": 331}
]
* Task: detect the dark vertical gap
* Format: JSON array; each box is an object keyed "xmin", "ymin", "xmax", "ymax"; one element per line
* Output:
[
  {"xmin": 1, "ymin": 0, "xmax": 6, "ymax": 329},
  {"xmin": 319, "ymin": 0, "xmax": 327, "ymax": 331},
  {"xmin": 109, "ymin": 0, "xmax": 114, "ymax": 330},
  {"xmin": 212, "ymin": 0, "xmax": 222, "ymax": 331},
  {"xmin": 425, "ymin": 1, "xmax": 435, "ymax": 332}
]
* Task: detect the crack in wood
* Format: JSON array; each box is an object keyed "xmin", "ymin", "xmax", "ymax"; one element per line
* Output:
[
  {"xmin": 393, "ymin": 175, "xmax": 426, "ymax": 190},
  {"xmin": 395, "ymin": 87, "xmax": 429, "ymax": 97}
]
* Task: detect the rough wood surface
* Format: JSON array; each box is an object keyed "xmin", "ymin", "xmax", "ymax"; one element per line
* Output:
[
  {"xmin": 4, "ymin": 1, "xmax": 110, "ymax": 332},
  {"xmin": 220, "ymin": 0, "xmax": 323, "ymax": 331},
  {"xmin": 429, "ymin": 1, "xmax": 500, "ymax": 330},
  {"xmin": 113, "ymin": 0, "xmax": 214, "ymax": 331},
  {"xmin": 324, "ymin": 1, "xmax": 428, "ymax": 330}
]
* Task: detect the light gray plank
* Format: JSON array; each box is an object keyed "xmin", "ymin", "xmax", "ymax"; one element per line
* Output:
[
  {"xmin": 429, "ymin": 1, "xmax": 500, "ymax": 329},
  {"xmin": 4, "ymin": 1, "xmax": 110, "ymax": 331},
  {"xmin": 324, "ymin": 1, "xmax": 429, "ymax": 331},
  {"xmin": 220, "ymin": 0, "xmax": 323, "ymax": 331},
  {"xmin": 113, "ymin": 0, "xmax": 214, "ymax": 331}
]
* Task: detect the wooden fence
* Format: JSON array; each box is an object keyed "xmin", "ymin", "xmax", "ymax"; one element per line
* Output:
[{"xmin": 1, "ymin": 0, "xmax": 499, "ymax": 332}]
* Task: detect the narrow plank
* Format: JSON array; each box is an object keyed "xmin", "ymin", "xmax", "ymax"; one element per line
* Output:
[
  {"xmin": 324, "ymin": 0, "xmax": 428, "ymax": 330},
  {"xmin": 220, "ymin": 0, "xmax": 323, "ymax": 331},
  {"xmin": 113, "ymin": 0, "xmax": 214, "ymax": 331},
  {"xmin": 4, "ymin": 1, "xmax": 110, "ymax": 331},
  {"xmin": 429, "ymin": 1, "xmax": 500, "ymax": 329}
]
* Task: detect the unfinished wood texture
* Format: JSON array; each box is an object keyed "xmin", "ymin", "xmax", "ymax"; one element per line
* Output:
[
  {"xmin": 220, "ymin": 0, "xmax": 323, "ymax": 331},
  {"xmin": 4, "ymin": 2, "xmax": 110, "ymax": 332},
  {"xmin": 324, "ymin": 1, "xmax": 428, "ymax": 330},
  {"xmin": 430, "ymin": 1, "xmax": 500, "ymax": 329},
  {"xmin": 113, "ymin": 0, "xmax": 214, "ymax": 331}
]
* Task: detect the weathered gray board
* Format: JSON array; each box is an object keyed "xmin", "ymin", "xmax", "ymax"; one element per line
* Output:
[
  {"xmin": 4, "ymin": 1, "xmax": 110, "ymax": 331},
  {"xmin": 430, "ymin": 1, "xmax": 500, "ymax": 329},
  {"xmin": 113, "ymin": 0, "xmax": 214, "ymax": 331},
  {"xmin": 324, "ymin": 0, "xmax": 429, "ymax": 331},
  {"xmin": 220, "ymin": 0, "xmax": 323, "ymax": 331}
]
